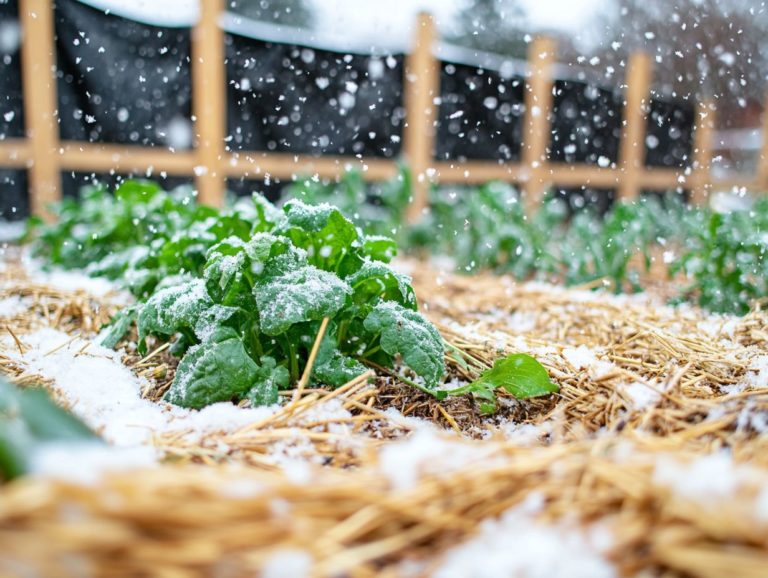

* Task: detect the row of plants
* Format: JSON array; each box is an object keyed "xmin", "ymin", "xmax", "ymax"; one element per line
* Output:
[
  {"xmin": 25, "ymin": 181, "xmax": 557, "ymax": 416},
  {"xmin": 289, "ymin": 169, "xmax": 768, "ymax": 315}
]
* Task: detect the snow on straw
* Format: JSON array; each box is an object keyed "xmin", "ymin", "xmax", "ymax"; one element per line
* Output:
[
  {"xmin": 1, "ymin": 327, "xmax": 282, "ymax": 447},
  {"xmin": 431, "ymin": 494, "xmax": 617, "ymax": 578},
  {"xmin": 378, "ymin": 429, "xmax": 499, "ymax": 490}
]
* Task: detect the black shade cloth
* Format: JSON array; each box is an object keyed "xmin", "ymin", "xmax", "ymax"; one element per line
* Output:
[
  {"xmin": 644, "ymin": 97, "xmax": 695, "ymax": 168},
  {"xmin": 435, "ymin": 61, "xmax": 525, "ymax": 162},
  {"xmin": 225, "ymin": 33, "xmax": 405, "ymax": 158},
  {"xmin": 550, "ymin": 80, "xmax": 623, "ymax": 165}
]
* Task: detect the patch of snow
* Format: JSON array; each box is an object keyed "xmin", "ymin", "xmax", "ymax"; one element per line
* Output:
[
  {"xmin": 30, "ymin": 442, "xmax": 158, "ymax": 485},
  {"xmin": 618, "ymin": 381, "xmax": 660, "ymax": 410},
  {"xmin": 432, "ymin": 494, "xmax": 617, "ymax": 578},
  {"xmin": 378, "ymin": 429, "xmax": 497, "ymax": 490},
  {"xmin": 499, "ymin": 420, "xmax": 553, "ymax": 445},
  {"xmin": 0, "ymin": 220, "xmax": 25, "ymax": 243},
  {"xmin": 562, "ymin": 345, "xmax": 615, "ymax": 378},
  {"xmin": 28, "ymin": 267, "xmax": 122, "ymax": 298},
  {"xmin": 0, "ymin": 295, "xmax": 28, "ymax": 318},
  {"xmin": 261, "ymin": 549, "xmax": 313, "ymax": 578},
  {"xmin": 562, "ymin": 345, "xmax": 599, "ymax": 369},
  {"xmin": 1, "ymin": 328, "xmax": 284, "ymax": 447},
  {"xmin": 653, "ymin": 452, "xmax": 766, "ymax": 504}
]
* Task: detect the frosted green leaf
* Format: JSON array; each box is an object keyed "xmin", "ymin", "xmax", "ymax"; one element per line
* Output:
[
  {"xmin": 137, "ymin": 279, "xmax": 212, "ymax": 353},
  {"xmin": 346, "ymin": 260, "xmax": 416, "ymax": 311},
  {"xmin": 363, "ymin": 301, "xmax": 445, "ymax": 389},
  {"xmin": 361, "ymin": 235, "xmax": 397, "ymax": 263},
  {"xmin": 253, "ymin": 266, "xmax": 351, "ymax": 336},
  {"xmin": 164, "ymin": 328, "xmax": 258, "ymax": 409}
]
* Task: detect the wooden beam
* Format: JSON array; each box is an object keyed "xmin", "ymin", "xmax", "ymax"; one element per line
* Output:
[
  {"xmin": 19, "ymin": 0, "xmax": 60, "ymax": 220},
  {"xmin": 521, "ymin": 36, "xmax": 556, "ymax": 214},
  {"xmin": 224, "ymin": 153, "xmax": 398, "ymax": 181},
  {"xmin": 191, "ymin": 0, "xmax": 226, "ymax": 206},
  {"xmin": 403, "ymin": 12, "xmax": 439, "ymax": 222},
  {"xmin": 617, "ymin": 52, "xmax": 652, "ymax": 201},
  {"xmin": 547, "ymin": 164, "xmax": 621, "ymax": 188},
  {"xmin": 0, "ymin": 139, "xmax": 31, "ymax": 168},
  {"xmin": 639, "ymin": 167, "xmax": 683, "ymax": 190},
  {"xmin": 58, "ymin": 142, "xmax": 197, "ymax": 175},
  {"xmin": 431, "ymin": 161, "xmax": 524, "ymax": 183},
  {"xmin": 689, "ymin": 100, "xmax": 716, "ymax": 205}
]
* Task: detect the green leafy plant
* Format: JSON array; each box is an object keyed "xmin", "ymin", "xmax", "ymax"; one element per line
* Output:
[
  {"xmin": 131, "ymin": 199, "xmax": 445, "ymax": 409},
  {"xmin": 445, "ymin": 353, "xmax": 559, "ymax": 413}
]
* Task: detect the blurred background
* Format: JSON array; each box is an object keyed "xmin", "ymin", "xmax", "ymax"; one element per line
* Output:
[{"xmin": 1, "ymin": 0, "xmax": 766, "ymax": 220}]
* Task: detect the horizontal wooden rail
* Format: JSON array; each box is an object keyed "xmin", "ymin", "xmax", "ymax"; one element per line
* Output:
[
  {"xmin": 224, "ymin": 153, "xmax": 399, "ymax": 181},
  {"xmin": 0, "ymin": 140, "xmax": 30, "ymax": 168},
  {"xmin": 58, "ymin": 143, "xmax": 197, "ymax": 175}
]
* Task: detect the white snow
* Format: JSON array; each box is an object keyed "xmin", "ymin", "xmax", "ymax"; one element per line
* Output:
[
  {"xmin": 27, "ymin": 267, "xmax": 121, "ymax": 298},
  {"xmin": 0, "ymin": 220, "xmax": 25, "ymax": 243},
  {"xmin": 432, "ymin": 495, "xmax": 616, "ymax": 578},
  {"xmin": 30, "ymin": 443, "xmax": 158, "ymax": 485},
  {"xmin": 618, "ymin": 381, "xmax": 660, "ymax": 410},
  {"xmin": 261, "ymin": 549, "xmax": 313, "ymax": 578},
  {"xmin": 0, "ymin": 295, "xmax": 28, "ymax": 318},
  {"xmin": 378, "ymin": 429, "xmax": 498, "ymax": 490},
  {"xmin": 1, "ymin": 328, "xmax": 283, "ymax": 447},
  {"xmin": 653, "ymin": 451, "xmax": 768, "ymax": 513},
  {"xmin": 77, "ymin": 0, "xmax": 199, "ymax": 27},
  {"xmin": 562, "ymin": 345, "xmax": 615, "ymax": 378}
]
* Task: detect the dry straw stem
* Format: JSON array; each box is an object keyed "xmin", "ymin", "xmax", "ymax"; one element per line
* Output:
[{"xmin": 1, "ymin": 256, "xmax": 768, "ymax": 576}]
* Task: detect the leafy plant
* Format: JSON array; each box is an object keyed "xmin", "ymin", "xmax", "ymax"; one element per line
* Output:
[
  {"xmin": 445, "ymin": 353, "xmax": 559, "ymax": 413},
  {"xmin": 132, "ymin": 199, "xmax": 445, "ymax": 409}
]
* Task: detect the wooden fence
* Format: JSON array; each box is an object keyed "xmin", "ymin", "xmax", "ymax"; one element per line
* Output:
[{"xmin": 3, "ymin": 0, "xmax": 768, "ymax": 222}]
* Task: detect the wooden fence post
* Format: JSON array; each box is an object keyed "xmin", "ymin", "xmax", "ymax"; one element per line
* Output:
[
  {"xmin": 20, "ymin": 0, "xmax": 60, "ymax": 220},
  {"xmin": 192, "ymin": 0, "xmax": 226, "ymax": 206},
  {"xmin": 757, "ymin": 92, "xmax": 768, "ymax": 192},
  {"xmin": 617, "ymin": 52, "xmax": 652, "ymax": 202},
  {"xmin": 403, "ymin": 12, "xmax": 438, "ymax": 223},
  {"xmin": 521, "ymin": 36, "xmax": 556, "ymax": 215},
  {"xmin": 690, "ymin": 100, "xmax": 715, "ymax": 205}
]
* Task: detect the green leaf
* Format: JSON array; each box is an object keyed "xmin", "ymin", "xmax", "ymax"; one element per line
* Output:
[
  {"xmin": 470, "ymin": 353, "xmax": 558, "ymax": 399},
  {"xmin": 254, "ymin": 265, "xmax": 351, "ymax": 336},
  {"xmin": 137, "ymin": 279, "xmax": 213, "ymax": 354},
  {"xmin": 361, "ymin": 235, "xmax": 398, "ymax": 263},
  {"xmin": 363, "ymin": 301, "xmax": 445, "ymax": 389},
  {"xmin": 313, "ymin": 333, "xmax": 367, "ymax": 387},
  {"xmin": 96, "ymin": 305, "xmax": 139, "ymax": 349},
  {"xmin": 246, "ymin": 356, "xmax": 290, "ymax": 406},
  {"xmin": 346, "ymin": 260, "xmax": 417, "ymax": 312},
  {"xmin": 276, "ymin": 200, "xmax": 361, "ymax": 272},
  {"xmin": 164, "ymin": 328, "xmax": 259, "ymax": 409}
]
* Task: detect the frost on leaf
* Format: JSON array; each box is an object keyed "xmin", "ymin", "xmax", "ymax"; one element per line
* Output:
[
  {"xmin": 253, "ymin": 266, "xmax": 351, "ymax": 336},
  {"xmin": 363, "ymin": 301, "xmax": 445, "ymax": 389},
  {"xmin": 361, "ymin": 235, "xmax": 397, "ymax": 263},
  {"xmin": 165, "ymin": 328, "xmax": 258, "ymax": 409},
  {"xmin": 276, "ymin": 200, "xmax": 360, "ymax": 273},
  {"xmin": 346, "ymin": 260, "xmax": 416, "ymax": 312},
  {"xmin": 137, "ymin": 279, "xmax": 212, "ymax": 354}
]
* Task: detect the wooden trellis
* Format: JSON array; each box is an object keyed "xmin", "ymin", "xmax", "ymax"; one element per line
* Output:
[{"xmin": 2, "ymin": 1, "xmax": 767, "ymax": 222}]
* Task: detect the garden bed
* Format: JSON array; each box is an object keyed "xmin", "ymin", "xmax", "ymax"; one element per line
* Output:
[{"xmin": 1, "ymin": 247, "xmax": 767, "ymax": 577}]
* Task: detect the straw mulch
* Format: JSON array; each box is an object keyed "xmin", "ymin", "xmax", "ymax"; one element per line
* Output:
[{"xmin": 1, "ymin": 255, "xmax": 767, "ymax": 577}]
